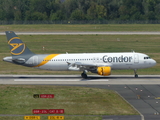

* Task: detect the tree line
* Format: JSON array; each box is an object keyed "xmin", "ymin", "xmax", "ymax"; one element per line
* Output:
[{"xmin": 1, "ymin": 0, "xmax": 160, "ymax": 22}]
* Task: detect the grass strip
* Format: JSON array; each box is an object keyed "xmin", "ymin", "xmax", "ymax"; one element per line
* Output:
[
  {"xmin": 1, "ymin": 24, "xmax": 160, "ymax": 32},
  {"xmin": 0, "ymin": 34, "xmax": 159, "ymax": 75},
  {"xmin": 0, "ymin": 85, "xmax": 138, "ymax": 116}
]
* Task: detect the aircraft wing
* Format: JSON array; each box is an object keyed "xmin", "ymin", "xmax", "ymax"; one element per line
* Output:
[
  {"xmin": 67, "ymin": 62, "xmax": 112, "ymax": 71},
  {"xmin": 74, "ymin": 62, "xmax": 111, "ymax": 67}
]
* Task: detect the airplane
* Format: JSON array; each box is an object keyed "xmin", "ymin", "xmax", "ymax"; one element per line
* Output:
[{"xmin": 3, "ymin": 31, "xmax": 156, "ymax": 78}]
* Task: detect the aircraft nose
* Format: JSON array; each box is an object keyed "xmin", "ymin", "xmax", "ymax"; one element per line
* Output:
[{"xmin": 151, "ymin": 59, "xmax": 157, "ymax": 66}]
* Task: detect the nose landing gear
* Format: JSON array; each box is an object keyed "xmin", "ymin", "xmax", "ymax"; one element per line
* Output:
[{"xmin": 134, "ymin": 69, "xmax": 138, "ymax": 78}]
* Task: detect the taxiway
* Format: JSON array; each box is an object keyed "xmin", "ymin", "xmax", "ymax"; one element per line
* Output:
[
  {"xmin": 1, "ymin": 31, "xmax": 160, "ymax": 35},
  {"xmin": 1, "ymin": 75, "xmax": 160, "ymax": 120},
  {"xmin": 0, "ymin": 75, "xmax": 160, "ymax": 85}
]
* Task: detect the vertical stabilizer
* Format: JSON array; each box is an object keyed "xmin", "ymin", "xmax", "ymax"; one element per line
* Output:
[{"xmin": 5, "ymin": 31, "xmax": 35, "ymax": 59}]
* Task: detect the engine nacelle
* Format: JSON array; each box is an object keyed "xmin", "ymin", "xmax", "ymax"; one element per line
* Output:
[{"xmin": 97, "ymin": 66, "xmax": 111, "ymax": 76}]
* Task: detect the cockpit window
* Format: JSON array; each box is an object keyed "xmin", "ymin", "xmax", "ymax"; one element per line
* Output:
[{"xmin": 144, "ymin": 57, "xmax": 151, "ymax": 59}]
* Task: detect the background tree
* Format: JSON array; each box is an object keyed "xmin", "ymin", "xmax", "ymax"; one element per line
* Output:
[
  {"xmin": 70, "ymin": 9, "xmax": 85, "ymax": 20},
  {"xmin": 1, "ymin": 0, "xmax": 160, "ymax": 22}
]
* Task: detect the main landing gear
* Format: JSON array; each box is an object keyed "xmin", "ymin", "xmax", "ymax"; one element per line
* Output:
[
  {"xmin": 134, "ymin": 69, "xmax": 138, "ymax": 78},
  {"xmin": 81, "ymin": 70, "xmax": 88, "ymax": 79}
]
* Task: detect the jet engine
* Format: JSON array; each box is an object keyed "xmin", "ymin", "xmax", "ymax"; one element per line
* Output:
[{"xmin": 97, "ymin": 66, "xmax": 111, "ymax": 76}]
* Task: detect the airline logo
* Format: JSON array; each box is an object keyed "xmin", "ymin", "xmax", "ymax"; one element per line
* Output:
[
  {"xmin": 8, "ymin": 37, "xmax": 26, "ymax": 55},
  {"xmin": 103, "ymin": 55, "xmax": 132, "ymax": 63}
]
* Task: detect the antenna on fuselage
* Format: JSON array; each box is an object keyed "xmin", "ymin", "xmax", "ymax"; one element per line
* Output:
[{"xmin": 131, "ymin": 49, "xmax": 135, "ymax": 53}]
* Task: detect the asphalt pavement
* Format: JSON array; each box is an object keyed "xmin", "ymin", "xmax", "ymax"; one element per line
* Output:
[{"xmin": 1, "ymin": 31, "xmax": 160, "ymax": 35}]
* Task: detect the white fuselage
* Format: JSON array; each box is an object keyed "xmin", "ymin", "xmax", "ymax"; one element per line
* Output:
[{"xmin": 32, "ymin": 52, "xmax": 156, "ymax": 71}]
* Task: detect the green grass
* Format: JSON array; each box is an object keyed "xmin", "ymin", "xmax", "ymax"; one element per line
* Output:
[
  {"xmin": 0, "ymin": 85, "xmax": 138, "ymax": 119},
  {"xmin": 0, "ymin": 34, "xmax": 159, "ymax": 75},
  {"xmin": 1, "ymin": 24, "xmax": 160, "ymax": 32}
]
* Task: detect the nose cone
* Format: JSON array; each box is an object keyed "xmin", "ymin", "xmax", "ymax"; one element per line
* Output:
[{"xmin": 151, "ymin": 59, "xmax": 157, "ymax": 66}]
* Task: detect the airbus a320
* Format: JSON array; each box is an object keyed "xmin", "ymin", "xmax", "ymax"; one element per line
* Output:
[{"xmin": 3, "ymin": 31, "xmax": 156, "ymax": 78}]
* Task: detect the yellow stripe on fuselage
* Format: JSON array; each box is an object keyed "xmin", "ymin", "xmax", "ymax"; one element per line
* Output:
[{"xmin": 34, "ymin": 54, "xmax": 59, "ymax": 67}]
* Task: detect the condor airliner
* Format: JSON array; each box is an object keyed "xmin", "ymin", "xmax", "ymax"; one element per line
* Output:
[{"xmin": 3, "ymin": 31, "xmax": 156, "ymax": 78}]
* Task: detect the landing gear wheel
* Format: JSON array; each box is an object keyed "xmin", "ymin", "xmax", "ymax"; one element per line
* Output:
[
  {"xmin": 81, "ymin": 73, "xmax": 87, "ymax": 79},
  {"xmin": 135, "ymin": 74, "xmax": 138, "ymax": 78},
  {"xmin": 134, "ymin": 69, "xmax": 138, "ymax": 78}
]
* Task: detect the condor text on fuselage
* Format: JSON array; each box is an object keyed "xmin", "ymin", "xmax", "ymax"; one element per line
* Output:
[{"xmin": 103, "ymin": 55, "xmax": 132, "ymax": 63}]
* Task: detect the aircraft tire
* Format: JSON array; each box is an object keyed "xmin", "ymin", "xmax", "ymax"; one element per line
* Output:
[
  {"xmin": 81, "ymin": 73, "xmax": 87, "ymax": 79},
  {"xmin": 135, "ymin": 74, "xmax": 138, "ymax": 78}
]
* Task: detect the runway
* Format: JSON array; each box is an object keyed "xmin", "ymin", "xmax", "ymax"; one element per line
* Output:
[
  {"xmin": 1, "ymin": 31, "xmax": 160, "ymax": 35},
  {"xmin": 0, "ymin": 75, "xmax": 160, "ymax": 85},
  {"xmin": 1, "ymin": 75, "xmax": 160, "ymax": 120}
]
